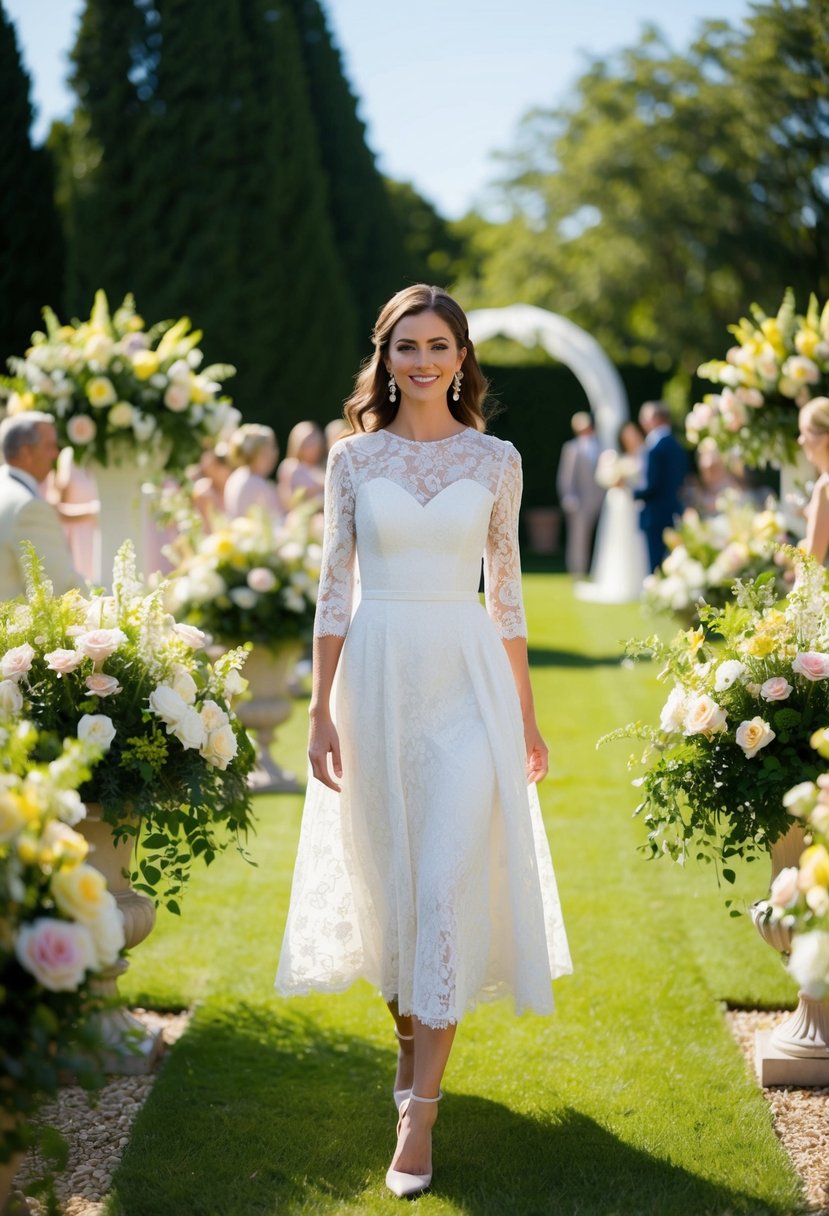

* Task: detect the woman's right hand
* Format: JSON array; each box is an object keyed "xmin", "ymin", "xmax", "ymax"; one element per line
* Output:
[{"xmin": 308, "ymin": 712, "xmax": 343, "ymax": 792}]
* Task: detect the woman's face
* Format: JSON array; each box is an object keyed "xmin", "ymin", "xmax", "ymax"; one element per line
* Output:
[
  {"xmin": 251, "ymin": 438, "xmax": 278, "ymax": 477},
  {"xmin": 620, "ymin": 423, "xmax": 642, "ymax": 454},
  {"xmin": 298, "ymin": 432, "xmax": 324, "ymax": 465},
  {"xmin": 385, "ymin": 310, "xmax": 465, "ymax": 406},
  {"xmin": 798, "ymin": 413, "xmax": 829, "ymax": 472}
]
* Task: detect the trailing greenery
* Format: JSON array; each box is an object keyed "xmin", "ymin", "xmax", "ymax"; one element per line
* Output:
[{"xmin": 108, "ymin": 572, "xmax": 802, "ymax": 1215}]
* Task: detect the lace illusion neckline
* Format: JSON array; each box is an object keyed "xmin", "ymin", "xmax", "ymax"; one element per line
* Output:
[{"xmin": 380, "ymin": 427, "xmax": 472, "ymax": 445}]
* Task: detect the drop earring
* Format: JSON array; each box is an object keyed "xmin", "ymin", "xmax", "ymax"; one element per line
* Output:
[
  {"xmin": 452, "ymin": 370, "xmax": 463, "ymax": 402},
  {"xmin": 388, "ymin": 372, "xmax": 397, "ymax": 404}
]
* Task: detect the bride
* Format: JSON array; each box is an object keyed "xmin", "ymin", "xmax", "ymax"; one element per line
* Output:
[{"xmin": 575, "ymin": 421, "xmax": 649, "ymax": 603}]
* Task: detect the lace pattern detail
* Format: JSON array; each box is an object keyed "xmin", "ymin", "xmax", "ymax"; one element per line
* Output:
[{"xmin": 313, "ymin": 428, "xmax": 527, "ymax": 639}]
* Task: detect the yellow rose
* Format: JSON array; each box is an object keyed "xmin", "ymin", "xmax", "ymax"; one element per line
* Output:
[
  {"xmin": 811, "ymin": 727, "xmax": 829, "ymax": 760},
  {"xmin": 742, "ymin": 634, "xmax": 777, "ymax": 657},
  {"xmin": 40, "ymin": 820, "xmax": 89, "ymax": 865},
  {"xmin": 86, "ymin": 376, "xmax": 117, "ymax": 407},
  {"xmin": 795, "ymin": 328, "xmax": 819, "ymax": 360},
  {"xmin": 0, "ymin": 791, "xmax": 27, "ymax": 844},
  {"xmin": 51, "ymin": 863, "xmax": 109, "ymax": 924},
  {"xmin": 798, "ymin": 845, "xmax": 829, "ymax": 891},
  {"xmin": 132, "ymin": 350, "xmax": 159, "ymax": 380}
]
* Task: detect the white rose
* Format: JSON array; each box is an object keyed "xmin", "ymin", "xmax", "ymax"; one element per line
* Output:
[
  {"xmin": 683, "ymin": 694, "xmax": 727, "ymax": 736},
  {"xmin": 173, "ymin": 623, "xmax": 206, "ymax": 649},
  {"xmin": 760, "ymin": 677, "xmax": 793, "ymax": 702},
  {"xmin": 788, "ymin": 930, "xmax": 829, "ymax": 999},
  {"xmin": 223, "ymin": 668, "xmax": 248, "ymax": 699},
  {"xmin": 714, "ymin": 660, "xmax": 747, "ymax": 692},
  {"xmin": 45, "ymin": 648, "xmax": 84, "ymax": 674},
  {"xmin": 0, "ymin": 679, "xmax": 23, "ymax": 714},
  {"xmin": 247, "ymin": 566, "xmax": 277, "ymax": 593},
  {"xmin": 89, "ymin": 894, "xmax": 126, "ymax": 967},
  {"xmin": 172, "ymin": 706, "xmax": 206, "ymax": 751},
  {"xmin": 0, "ymin": 643, "xmax": 35, "ymax": 681},
  {"xmin": 783, "ymin": 781, "xmax": 819, "ymax": 819},
  {"xmin": 85, "ymin": 597, "xmax": 118, "ymax": 629},
  {"xmin": 782, "ymin": 355, "xmax": 820, "ymax": 385},
  {"xmin": 132, "ymin": 411, "xmax": 157, "ymax": 441},
  {"xmin": 77, "ymin": 713, "xmax": 116, "ymax": 750},
  {"xmin": 659, "ymin": 685, "xmax": 687, "ymax": 733},
  {"xmin": 769, "ymin": 866, "xmax": 800, "ymax": 910},
  {"xmin": 792, "ymin": 651, "xmax": 829, "ymax": 682},
  {"xmin": 169, "ymin": 666, "xmax": 198, "ymax": 705},
  {"xmin": 735, "ymin": 716, "xmax": 776, "ymax": 759},
  {"xmin": 148, "ymin": 684, "xmax": 188, "ymax": 728},
  {"xmin": 806, "ymin": 887, "xmax": 829, "ymax": 917},
  {"xmin": 201, "ymin": 723, "xmax": 238, "ymax": 770},
  {"xmin": 109, "ymin": 401, "xmax": 135, "ymax": 429},
  {"xmin": 55, "ymin": 788, "xmax": 86, "ymax": 826},
  {"xmin": 199, "ymin": 699, "xmax": 229, "ymax": 732},
  {"xmin": 229, "ymin": 586, "xmax": 258, "ymax": 610}
]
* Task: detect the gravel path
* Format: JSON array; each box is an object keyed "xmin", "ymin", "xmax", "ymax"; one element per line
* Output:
[{"xmin": 13, "ymin": 1006, "xmax": 829, "ymax": 1214}]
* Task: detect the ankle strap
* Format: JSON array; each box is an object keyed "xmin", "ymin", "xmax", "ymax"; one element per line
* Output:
[
  {"xmin": 409, "ymin": 1090, "xmax": 443, "ymax": 1104},
  {"xmin": 394, "ymin": 1029, "xmax": 414, "ymax": 1042}
]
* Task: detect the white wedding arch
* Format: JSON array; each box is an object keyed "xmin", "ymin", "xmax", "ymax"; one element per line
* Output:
[{"xmin": 466, "ymin": 304, "xmax": 629, "ymax": 447}]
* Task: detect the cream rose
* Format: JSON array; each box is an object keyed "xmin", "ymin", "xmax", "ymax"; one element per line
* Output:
[
  {"xmin": 169, "ymin": 666, "xmax": 198, "ymax": 705},
  {"xmin": 247, "ymin": 566, "xmax": 277, "ymax": 593},
  {"xmin": 88, "ymin": 893, "xmax": 125, "ymax": 966},
  {"xmin": 171, "ymin": 706, "xmax": 206, "ymax": 751},
  {"xmin": 683, "ymin": 694, "xmax": 727, "ymax": 736},
  {"xmin": 792, "ymin": 651, "xmax": 829, "ymax": 682},
  {"xmin": 735, "ymin": 716, "xmax": 776, "ymax": 758},
  {"xmin": 714, "ymin": 660, "xmax": 747, "ymax": 692},
  {"xmin": 55, "ymin": 788, "xmax": 86, "ymax": 826},
  {"xmin": 40, "ymin": 819, "xmax": 89, "ymax": 863},
  {"xmin": 173, "ymin": 623, "xmax": 206, "ymax": 649},
  {"xmin": 0, "ymin": 643, "xmax": 35, "ymax": 681},
  {"xmin": 0, "ymin": 679, "xmax": 23, "ymax": 714},
  {"xmin": 807, "ymin": 886, "xmax": 829, "ymax": 916},
  {"xmin": 15, "ymin": 918, "xmax": 96, "ymax": 991},
  {"xmin": 148, "ymin": 685, "xmax": 188, "ymax": 728},
  {"xmin": 45, "ymin": 648, "xmax": 85, "ymax": 675},
  {"xmin": 769, "ymin": 866, "xmax": 800, "ymax": 910},
  {"xmin": 783, "ymin": 781, "xmax": 819, "ymax": 819},
  {"xmin": 659, "ymin": 686, "xmax": 687, "ymax": 733},
  {"xmin": 760, "ymin": 676, "xmax": 793, "ymax": 702},
  {"xmin": 66, "ymin": 414, "xmax": 97, "ymax": 445},
  {"xmin": 77, "ymin": 714, "xmax": 116, "ymax": 751},
  {"xmin": 85, "ymin": 673, "xmax": 122, "ymax": 698},
  {"xmin": 109, "ymin": 401, "xmax": 135, "ymax": 429},
  {"xmin": 788, "ymin": 930, "xmax": 829, "ymax": 1000},
  {"xmin": 51, "ymin": 863, "xmax": 110, "ymax": 923},
  {"xmin": 201, "ymin": 723, "xmax": 238, "ymax": 770},
  {"xmin": 199, "ymin": 699, "xmax": 229, "ymax": 732},
  {"xmin": 75, "ymin": 628, "xmax": 128, "ymax": 663}
]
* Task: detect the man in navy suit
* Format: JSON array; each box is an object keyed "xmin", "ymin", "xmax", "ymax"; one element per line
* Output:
[{"xmin": 634, "ymin": 401, "xmax": 689, "ymax": 572}]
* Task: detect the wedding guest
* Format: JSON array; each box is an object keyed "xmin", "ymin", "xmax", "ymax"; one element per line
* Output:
[
  {"xmin": 44, "ymin": 446, "xmax": 100, "ymax": 582},
  {"xmin": 324, "ymin": 418, "xmax": 350, "ymax": 451},
  {"xmin": 576, "ymin": 420, "xmax": 649, "ymax": 603},
  {"xmin": 224, "ymin": 424, "xmax": 282, "ymax": 519},
  {"xmin": 684, "ymin": 439, "xmax": 744, "ymax": 516},
  {"xmin": 0, "ymin": 413, "xmax": 78, "ymax": 598},
  {"xmin": 556, "ymin": 411, "xmax": 604, "ymax": 576},
  {"xmin": 634, "ymin": 401, "xmax": 689, "ymax": 571},
  {"xmin": 798, "ymin": 396, "xmax": 829, "ymax": 565},
  {"xmin": 276, "ymin": 421, "xmax": 325, "ymax": 513},
  {"xmin": 192, "ymin": 443, "xmax": 231, "ymax": 527}
]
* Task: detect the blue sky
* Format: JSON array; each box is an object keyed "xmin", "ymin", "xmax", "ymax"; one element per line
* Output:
[{"xmin": 6, "ymin": 0, "xmax": 755, "ymax": 218}]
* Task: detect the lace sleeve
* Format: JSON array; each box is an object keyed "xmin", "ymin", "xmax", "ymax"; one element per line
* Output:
[
  {"xmin": 313, "ymin": 443, "xmax": 356, "ymax": 638},
  {"xmin": 484, "ymin": 443, "xmax": 528, "ymax": 640}
]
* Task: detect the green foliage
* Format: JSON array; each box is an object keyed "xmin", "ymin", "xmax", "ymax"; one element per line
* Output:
[
  {"xmin": 0, "ymin": 3, "xmax": 64, "ymax": 365},
  {"xmin": 460, "ymin": 0, "xmax": 828, "ymax": 376}
]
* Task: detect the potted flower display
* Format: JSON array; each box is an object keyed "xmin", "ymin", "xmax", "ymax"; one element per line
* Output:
[
  {"xmin": 1, "ymin": 724, "xmax": 117, "ymax": 1211},
  {"xmin": 1, "ymin": 289, "xmax": 241, "ymax": 581},
  {"xmin": 643, "ymin": 493, "xmax": 791, "ymax": 626},
  {"xmin": 686, "ymin": 290, "xmax": 829, "ymax": 468},
  {"xmin": 165, "ymin": 508, "xmax": 320, "ymax": 792},
  {"xmin": 0, "ymin": 542, "xmax": 256, "ymax": 1064}
]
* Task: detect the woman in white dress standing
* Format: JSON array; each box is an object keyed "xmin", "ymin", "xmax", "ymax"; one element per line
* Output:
[
  {"xmin": 575, "ymin": 421, "xmax": 650, "ymax": 603},
  {"xmin": 276, "ymin": 286, "xmax": 571, "ymax": 1198}
]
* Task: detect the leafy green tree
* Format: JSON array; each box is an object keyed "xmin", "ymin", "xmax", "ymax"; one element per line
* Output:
[
  {"xmin": 384, "ymin": 178, "xmax": 468, "ymax": 289},
  {"xmin": 59, "ymin": 0, "xmax": 358, "ymax": 425},
  {"xmin": 0, "ymin": 2, "xmax": 64, "ymax": 364},
  {"xmin": 461, "ymin": 0, "xmax": 828, "ymax": 374}
]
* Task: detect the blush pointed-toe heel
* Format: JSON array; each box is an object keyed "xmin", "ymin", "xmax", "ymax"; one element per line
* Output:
[
  {"xmin": 393, "ymin": 1028, "xmax": 414, "ymax": 1111},
  {"xmin": 385, "ymin": 1090, "xmax": 442, "ymax": 1198}
]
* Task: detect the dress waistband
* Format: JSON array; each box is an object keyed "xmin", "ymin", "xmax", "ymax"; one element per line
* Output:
[{"xmin": 361, "ymin": 589, "xmax": 481, "ymax": 603}]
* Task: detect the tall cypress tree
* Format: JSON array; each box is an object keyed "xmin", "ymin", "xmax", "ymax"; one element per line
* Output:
[
  {"xmin": 0, "ymin": 3, "xmax": 64, "ymax": 363},
  {"xmin": 285, "ymin": 0, "xmax": 413, "ymax": 341},
  {"xmin": 63, "ymin": 0, "xmax": 358, "ymax": 426}
]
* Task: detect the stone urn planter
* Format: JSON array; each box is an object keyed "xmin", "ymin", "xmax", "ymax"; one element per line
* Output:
[
  {"xmin": 523, "ymin": 506, "xmax": 561, "ymax": 555},
  {"xmin": 235, "ymin": 643, "xmax": 304, "ymax": 794},
  {"xmin": 77, "ymin": 807, "xmax": 162, "ymax": 1074},
  {"xmin": 751, "ymin": 824, "xmax": 829, "ymax": 1085}
]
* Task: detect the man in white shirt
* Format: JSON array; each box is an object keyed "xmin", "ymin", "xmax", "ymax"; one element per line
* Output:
[{"xmin": 0, "ymin": 412, "xmax": 79, "ymax": 599}]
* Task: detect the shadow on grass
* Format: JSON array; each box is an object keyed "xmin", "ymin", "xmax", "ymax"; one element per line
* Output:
[
  {"xmin": 528, "ymin": 646, "xmax": 633, "ymax": 669},
  {"xmin": 110, "ymin": 1001, "xmax": 794, "ymax": 1216}
]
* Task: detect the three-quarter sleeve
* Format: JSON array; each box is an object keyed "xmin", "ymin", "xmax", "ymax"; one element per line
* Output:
[
  {"xmin": 313, "ymin": 443, "xmax": 356, "ymax": 638},
  {"xmin": 484, "ymin": 443, "xmax": 528, "ymax": 639}
]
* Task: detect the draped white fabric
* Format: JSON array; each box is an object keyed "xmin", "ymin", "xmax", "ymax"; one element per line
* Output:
[{"xmin": 276, "ymin": 429, "xmax": 572, "ymax": 1027}]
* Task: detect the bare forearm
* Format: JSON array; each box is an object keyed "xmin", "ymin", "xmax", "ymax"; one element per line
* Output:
[
  {"xmin": 309, "ymin": 633, "xmax": 346, "ymax": 719},
  {"xmin": 804, "ymin": 484, "xmax": 829, "ymax": 566},
  {"xmin": 501, "ymin": 635, "xmax": 537, "ymax": 725}
]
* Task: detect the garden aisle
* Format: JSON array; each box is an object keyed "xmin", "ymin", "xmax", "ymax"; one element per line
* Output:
[{"xmin": 112, "ymin": 572, "xmax": 803, "ymax": 1216}]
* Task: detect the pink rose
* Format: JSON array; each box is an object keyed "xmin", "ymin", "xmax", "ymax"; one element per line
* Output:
[
  {"xmin": 0, "ymin": 643, "xmax": 34, "ymax": 681},
  {"xmin": 247, "ymin": 566, "xmax": 277, "ymax": 593},
  {"xmin": 75, "ymin": 628, "xmax": 128, "ymax": 663},
  {"xmin": 45, "ymin": 648, "xmax": 85, "ymax": 675},
  {"xmin": 760, "ymin": 677, "xmax": 793, "ymax": 702},
  {"xmin": 769, "ymin": 866, "xmax": 800, "ymax": 910},
  {"xmin": 15, "ymin": 917, "xmax": 96, "ymax": 991},
  {"xmin": 792, "ymin": 652, "xmax": 829, "ymax": 682},
  {"xmin": 85, "ymin": 673, "xmax": 122, "ymax": 698},
  {"xmin": 164, "ymin": 383, "xmax": 190, "ymax": 412},
  {"xmin": 66, "ymin": 414, "xmax": 97, "ymax": 445}
]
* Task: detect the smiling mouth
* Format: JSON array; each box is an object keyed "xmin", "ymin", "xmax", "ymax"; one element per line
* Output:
[{"xmin": 410, "ymin": 375, "xmax": 439, "ymax": 384}]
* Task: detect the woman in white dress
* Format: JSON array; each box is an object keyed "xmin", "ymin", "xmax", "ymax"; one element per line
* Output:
[
  {"xmin": 798, "ymin": 396, "xmax": 829, "ymax": 563},
  {"xmin": 276, "ymin": 285, "xmax": 571, "ymax": 1198},
  {"xmin": 575, "ymin": 421, "xmax": 649, "ymax": 603}
]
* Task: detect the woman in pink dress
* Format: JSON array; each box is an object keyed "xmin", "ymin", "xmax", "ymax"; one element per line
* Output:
[
  {"xmin": 276, "ymin": 421, "xmax": 325, "ymax": 513},
  {"xmin": 44, "ymin": 448, "xmax": 100, "ymax": 582},
  {"xmin": 223, "ymin": 424, "xmax": 282, "ymax": 519}
]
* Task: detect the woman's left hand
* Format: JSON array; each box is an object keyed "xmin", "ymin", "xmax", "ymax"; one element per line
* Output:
[{"xmin": 524, "ymin": 720, "xmax": 549, "ymax": 783}]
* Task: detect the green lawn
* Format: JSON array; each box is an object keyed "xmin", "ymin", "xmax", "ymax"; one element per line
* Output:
[{"xmin": 109, "ymin": 573, "xmax": 804, "ymax": 1215}]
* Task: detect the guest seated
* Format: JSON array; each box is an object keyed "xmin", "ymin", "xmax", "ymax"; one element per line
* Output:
[
  {"xmin": 224, "ymin": 424, "xmax": 282, "ymax": 520},
  {"xmin": 276, "ymin": 421, "xmax": 325, "ymax": 513},
  {"xmin": 192, "ymin": 443, "xmax": 231, "ymax": 527}
]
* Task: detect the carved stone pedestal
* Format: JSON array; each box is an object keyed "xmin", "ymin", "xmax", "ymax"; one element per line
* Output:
[{"xmin": 237, "ymin": 643, "xmax": 303, "ymax": 794}]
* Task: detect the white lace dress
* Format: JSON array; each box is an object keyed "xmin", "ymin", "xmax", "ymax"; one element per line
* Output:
[{"xmin": 275, "ymin": 427, "xmax": 572, "ymax": 1027}]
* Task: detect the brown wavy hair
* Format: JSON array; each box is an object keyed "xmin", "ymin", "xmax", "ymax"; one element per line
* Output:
[{"xmin": 343, "ymin": 285, "xmax": 490, "ymax": 434}]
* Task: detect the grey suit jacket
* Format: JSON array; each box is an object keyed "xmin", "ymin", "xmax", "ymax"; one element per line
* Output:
[
  {"xmin": 556, "ymin": 436, "xmax": 605, "ymax": 517},
  {"xmin": 0, "ymin": 466, "xmax": 78, "ymax": 600}
]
